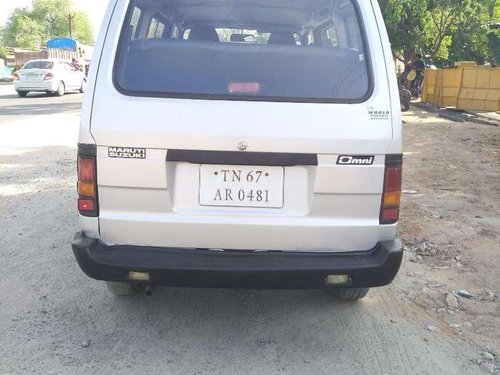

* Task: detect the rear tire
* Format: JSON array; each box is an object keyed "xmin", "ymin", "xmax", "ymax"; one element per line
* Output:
[
  {"xmin": 79, "ymin": 79, "xmax": 86, "ymax": 93},
  {"xmin": 17, "ymin": 91, "xmax": 28, "ymax": 97},
  {"xmin": 332, "ymin": 287, "xmax": 369, "ymax": 300},
  {"xmin": 106, "ymin": 281, "xmax": 136, "ymax": 296},
  {"xmin": 56, "ymin": 82, "xmax": 65, "ymax": 96}
]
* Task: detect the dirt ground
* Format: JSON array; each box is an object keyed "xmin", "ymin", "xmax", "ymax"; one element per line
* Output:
[
  {"xmin": 0, "ymin": 88, "xmax": 498, "ymax": 375},
  {"xmin": 395, "ymin": 108, "xmax": 500, "ymax": 356}
]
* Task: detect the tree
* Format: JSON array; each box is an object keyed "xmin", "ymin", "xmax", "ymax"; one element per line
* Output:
[
  {"xmin": 0, "ymin": 27, "xmax": 5, "ymax": 59},
  {"xmin": 379, "ymin": 0, "xmax": 499, "ymax": 65},
  {"xmin": 70, "ymin": 11, "xmax": 93, "ymax": 44},
  {"xmin": 1, "ymin": 0, "xmax": 94, "ymax": 49},
  {"xmin": 486, "ymin": 26, "xmax": 500, "ymax": 64},
  {"xmin": 379, "ymin": 0, "xmax": 430, "ymax": 64},
  {"xmin": 2, "ymin": 8, "xmax": 44, "ymax": 49}
]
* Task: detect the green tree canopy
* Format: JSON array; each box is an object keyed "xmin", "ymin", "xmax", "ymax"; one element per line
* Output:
[
  {"xmin": 379, "ymin": 0, "xmax": 499, "ymax": 65},
  {"xmin": 2, "ymin": 0, "xmax": 94, "ymax": 49}
]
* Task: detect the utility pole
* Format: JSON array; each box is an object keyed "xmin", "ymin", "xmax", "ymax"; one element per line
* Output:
[{"xmin": 67, "ymin": 13, "xmax": 76, "ymax": 39}]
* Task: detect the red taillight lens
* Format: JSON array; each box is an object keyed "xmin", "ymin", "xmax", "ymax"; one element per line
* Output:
[
  {"xmin": 385, "ymin": 167, "xmax": 402, "ymax": 192},
  {"xmin": 44, "ymin": 73, "xmax": 54, "ymax": 80},
  {"xmin": 13, "ymin": 73, "xmax": 20, "ymax": 80},
  {"xmin": 78, "ymin": 157, "xmax": 95, "ymax": 185},
  {"xmin": 78, "ymin": 199, "xmax": 95, "ymax": 211},
  {"xmin": 380, "ymin": 155, "xmax": 403, "ymax": 224},
  {"xmin": 77, "ymin": 149, "xmax": 98, "ymax": 216}
]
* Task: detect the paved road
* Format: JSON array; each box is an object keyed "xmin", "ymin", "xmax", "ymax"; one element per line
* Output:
[
  {"xmin": 0, "ymin": 84, "xmax": 81, "ymax": 149},
  {"xmin": 0, "ymin": 85, "xmax": 487, "ymax": 375},
  {"xmin": 0, "ymin": 84, "xmax": 82, "ymax": 122}
]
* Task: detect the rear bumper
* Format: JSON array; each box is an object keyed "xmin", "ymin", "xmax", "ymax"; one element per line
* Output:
[
  {"xmin": 72, "ymin": 232, "xmax": 403, "ymax": 289},
  {"xmin": 14, "ymin": 81, "xmax": 57, "ymax": 92}
]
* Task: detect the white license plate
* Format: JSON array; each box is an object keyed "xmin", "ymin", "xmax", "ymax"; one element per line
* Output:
[
  {"xmin": 199, "ymin": 165, "xmax": 284, "ymax": 208},
  {"xmin": 22, "ymin": 74, "xmax": 41, "ymax": 81}
]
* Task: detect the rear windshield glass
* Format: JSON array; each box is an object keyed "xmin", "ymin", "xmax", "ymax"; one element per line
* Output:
[
  {"xmin": 114, "ymin": 0, "xmax": 371, "ymax": 102},
  {"xmin": 23, "ymin": 61, "xmax": 54, "ymax": 70}
]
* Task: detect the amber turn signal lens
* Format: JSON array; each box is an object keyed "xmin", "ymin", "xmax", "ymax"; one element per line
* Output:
[
  {"xmin": 78, "ymin": 182, "xmax": 95, "ymax": 197},
  {"xmin": 383, "ymin": 192, "xmax": 401, "ymax": 207}
]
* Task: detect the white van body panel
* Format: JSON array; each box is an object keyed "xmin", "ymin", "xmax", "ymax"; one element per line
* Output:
[
  {"xmin": 80, "ymin": 0, "xmax": 401, "ymax": 252},
  {"xmin": 78, "ymin": 0, "xmax": 119, "ymax": 238}
]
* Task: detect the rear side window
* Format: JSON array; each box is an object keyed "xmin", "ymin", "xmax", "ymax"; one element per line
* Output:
[
  {"xmin": 114, "ymin": 0, "xmax": 371, "ymax": 103},
  {"xmin": 23, "ymin": 61, "xmax": 54, "ymax": 70}
]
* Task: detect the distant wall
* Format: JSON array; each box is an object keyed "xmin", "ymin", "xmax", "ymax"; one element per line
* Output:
[{"xmin": 14, "ymin": 50, "xmax": 48, "ymax": 67}]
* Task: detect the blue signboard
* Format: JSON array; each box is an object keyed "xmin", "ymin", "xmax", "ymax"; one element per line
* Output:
[{"xmin": 47, "ymin": 38, "xmax": 77, "ymax": 51}]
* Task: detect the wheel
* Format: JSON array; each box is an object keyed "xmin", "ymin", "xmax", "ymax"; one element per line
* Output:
[
  {"xmin": 17, "ymin": 91, "xmax": 28, "ymax": 97},
  {"xmin": 332, "ymin": 288, "xmax": 370, "ymax": 300},
  {"xmin": 106, "ymin": 281, "xmax": 136, "ymax": 296},
  {"xmin": 56, "ymin": 82, "xmax": 65, "ymax": 96},
  {"xmin": 79, "ymin": 79, "xmax": 86, "ymax": 93}
]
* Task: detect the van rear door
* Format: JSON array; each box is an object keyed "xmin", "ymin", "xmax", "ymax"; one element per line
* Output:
[{"xmin": 89, "ymin": 0, "xmax": 400, "ymax": 252}]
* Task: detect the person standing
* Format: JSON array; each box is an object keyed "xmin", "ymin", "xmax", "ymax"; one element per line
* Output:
[
  {"xmin": 71, "ymin": 58, "xmax": 81, "ymax": 71},
  {"xmin": 411, "ymin": 53, "xmax": 426, "ymax": 98}
]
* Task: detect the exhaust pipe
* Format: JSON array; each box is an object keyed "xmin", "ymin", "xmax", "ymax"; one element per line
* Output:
[{"xmin": 145, "ymin": 285, "xmax": 153, "ymax": 296}]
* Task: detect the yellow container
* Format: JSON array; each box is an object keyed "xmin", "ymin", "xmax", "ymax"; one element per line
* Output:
[
  {"xmin": 458, "ymin": 67, "xmax": 500, "ymax": 111},
  {"xmin": 485, "ymin": 68, "xmax": 500, "ymax": 111},
  {"xmin": 432, "ymin": 70, "xmax": 442, "ymax": 106},
  {"xmin": 421, "ymin": 69, "xmax": 437, "ymax": 104},
  {"xmin": 439, "ymin": 68, "xmax": 462, "ymax": 107},
  {"xmin": 456, "ymin": 61, "xmax": 477, "ymax": 67},
  {"xmin": 457, "ymin": 67, "xmax": 477, "ymax": 110}
]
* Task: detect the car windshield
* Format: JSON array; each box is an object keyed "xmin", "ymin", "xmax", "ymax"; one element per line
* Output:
[
  {"xmin": 114, "ymin": 0, "xmax": 370, "ymax": 102},
  {"xmin": 23, "ymin": 61, "xmax": 54, "ymax": 70}
]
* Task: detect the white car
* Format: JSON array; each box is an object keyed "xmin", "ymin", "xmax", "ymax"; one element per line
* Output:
[
  {"xmin": 73, "ymin": 0, "xmax": 403, "ymax": 300},
  {"xmin": 13, "ymin": 59, "xmax": 86, "ymax": 97}
]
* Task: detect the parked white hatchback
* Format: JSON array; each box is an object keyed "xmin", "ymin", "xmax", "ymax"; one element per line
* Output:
[
  {"xmin": 13, "ymin": 59, "xmax": 86, "ymax": 97},
  {"xmin": 73, "ymin": 0, "xmax": 404, "ymax": 300}
]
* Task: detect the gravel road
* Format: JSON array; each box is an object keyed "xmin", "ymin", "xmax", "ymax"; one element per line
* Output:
[{"xmin": 0, "ymin": 84, "xmax": 497, "ymax": 374}]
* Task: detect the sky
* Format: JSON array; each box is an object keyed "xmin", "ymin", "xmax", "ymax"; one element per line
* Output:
[{"xmin": 0, "ymin": 0, "xmax": 110, "ymax": 38}]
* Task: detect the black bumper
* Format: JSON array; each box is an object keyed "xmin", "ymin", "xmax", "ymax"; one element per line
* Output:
[{"xmin": 72, "ymin": 232, "xmax": 403, "ymax": 289}]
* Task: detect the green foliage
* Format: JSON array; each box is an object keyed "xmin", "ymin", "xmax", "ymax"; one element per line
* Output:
[
  {"xmin": 2, "ymin": 8, "xmax": 45, "ymax": 49},
  {"xmin": 1, "ymin": 0, "xmax": 94, "ymax": 49},
  {"xmin": 71, "ymin": 11, "xmax": 94, "ymax": 44},
  {"xmin": 379, "ymin": 0, "xmax": 499, "ymax": 65},
  {"xmin": 379, "ymin": 0, "xmax": 430, "ymax": 63},
  {"xmin": 486, "ymin": 28, "xmax": 500, "ymax": 64},
  {"xmin": 0, "ymin": 27, "xmax": 4, "ymax": 59}
]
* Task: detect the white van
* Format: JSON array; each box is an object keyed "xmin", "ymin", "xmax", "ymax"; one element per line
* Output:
[{"xmin": 72, "ymin": 0, "xmax": 403, "ymax": 299}]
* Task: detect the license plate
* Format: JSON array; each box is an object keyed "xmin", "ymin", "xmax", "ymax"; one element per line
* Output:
[
  {"xmin": 22, "ymin": 74, "xmax": 41, "ymax": 81},
  {"xmin": 199, "ymin": 165, "xmax": 284, "ymax": 208}
]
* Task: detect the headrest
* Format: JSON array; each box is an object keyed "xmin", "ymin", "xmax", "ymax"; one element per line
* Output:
[
  {"xmin": 230, "ymin": 34, "xmax": 246, "ymax": 42},
  {"xmin": 188, "ymin": 26, "xmax": 220, "ymax": 42},
  {"xmin": 268, "ymin": 32, "xmax": 296, "ymax": 46}
]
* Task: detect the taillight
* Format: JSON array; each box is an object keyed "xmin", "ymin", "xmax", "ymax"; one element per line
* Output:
[
  {"xmin": 380, "ymin": 154, "xmax": 403, "ymax": 224},
  {"xmin": 13, "ymin": 72, "xmax": 20, "ymax": 80},
  {"xmin": 44, "ymin": 73, "xmax": 54, "ymax": 80},
  {"xmin": 77, "ymin": 145, "xmax": 98, "ymax": 217}
]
